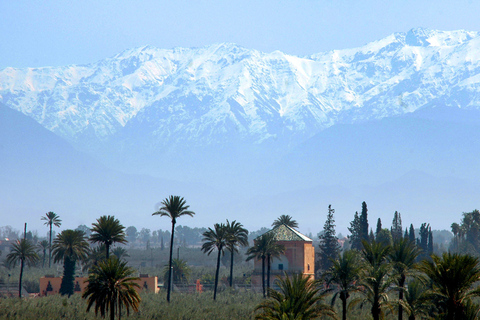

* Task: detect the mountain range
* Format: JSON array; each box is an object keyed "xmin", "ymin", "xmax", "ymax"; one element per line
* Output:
[{"xmin": 1, "ymin": 27, "xmax": 480, "ymax": 233}]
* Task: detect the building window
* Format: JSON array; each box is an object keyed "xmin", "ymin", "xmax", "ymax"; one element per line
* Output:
[
  {"xmin": 307, "ymin": 264, "xmax": 310, "ymax": 271},
  {"xmin": 278, "ymin": 264, "xmax": 284, "ymax": 270}
]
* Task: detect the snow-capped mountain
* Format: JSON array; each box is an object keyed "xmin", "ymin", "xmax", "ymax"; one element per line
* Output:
[{"xmin": 2, "ymin": 27, "xmax": 480, "ymax": 152}]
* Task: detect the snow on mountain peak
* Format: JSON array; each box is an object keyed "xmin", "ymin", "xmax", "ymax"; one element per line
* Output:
[{"xmin": 1, "ymin": 29, "xmax": 480, "ymax": 149}]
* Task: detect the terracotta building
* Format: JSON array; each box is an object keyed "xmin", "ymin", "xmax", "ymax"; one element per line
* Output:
[
  {"xmin": 39, "ymin": 274, "xmax": 159, "ymax": 296},
  {"xmin": 251, "ymin": 224, "xmax": 315, "ymax": 286}
]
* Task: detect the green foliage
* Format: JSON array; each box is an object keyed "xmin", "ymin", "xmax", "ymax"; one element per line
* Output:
[
  {"xmin": 391, "ymin": 211, "xmax": 403, "ymax": 242},
  {"xmin": 83, "ymin": 257, "xmax": 140, "ymax": 320},
  {"xmin": 225, "ymin": 220, "xmax": 249, "ymax": 287},
  {"xmin": 162, "ymin": 258, "xmax": 191, "ymax": 284},
  {"xmin": 152, "ymin": 195, "xmax": 195, "ymax": 303},
  {"xmin": 420, "ymin": 252, "xmax": 480, "ymax": 319},
  {"xmin": 52, "ymin": 229, "xmax": 90, "ymax": 296},
  {"xmin": 255, "ymin": 273, "xmax": 336, "ymax": 320},
  {"xmin": 318, "ymin": 205, "xmax": 339, "ymax": 272},
  {"xmin": 6, "ymin": 239, "xmax": 39, "ymax": 297},
  {"xmin": 202, "ymin": 222, "xmax": 228, "ymax": 300},
  {"xmin": 90, "ymin": 215, "xmax": 127, "ymax": 259},
  {"xmin": 272, "ymin": 215, "xmax": 298, "ymax": 229},
  {"xmin": 41, "ymin": 211, "xmax": 61, "ymax": 268}
]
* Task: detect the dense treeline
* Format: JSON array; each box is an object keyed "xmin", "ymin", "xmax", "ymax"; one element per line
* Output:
[{"xmin": 1, "ymin": 197, "xmax": 480, "ymax": 319}]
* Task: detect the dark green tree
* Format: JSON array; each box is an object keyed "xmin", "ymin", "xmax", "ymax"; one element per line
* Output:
[
  {"xmin": 375, "ymin": 218, "xmax": 382, "ymax": 239},
  {"xmin": 427, "ymin": 227, "xmax": 433, "ymax": 256},
  {"xmin": 255, "ymin": 274, "xmax": 335, "ymax": 320},
  {"xmin": 389, "ymin": 238, "xmax": 422, "ymax": 320},
  {"xmin": 37, "ymin": 240, "xmax": 49, "ymax": 268},
  {"xmin": 324, "ymin": 250, "xmax": 362, "ymax": 320},
  {"xmin": 318, "ymin": 205, "xmax": 339, "ymax": 271},
  {"xmin": 359, "ymin": 201, "xmax": 369, "ymax": 243},
  {"xmin": 201, "ymin": 223, "xmax": 227, "ymax": 300},
  {"xmin": 376, "ymin": 229, "xmax": 393, "ymax": 247},
  {"xmin": 409, "ymin": 224, "xmax": 416, "ymax": 244},
  {"xmin": 247, "ymin": 233, "xmax": 271, "ymax": 298},
  {"xmin": 348, "ymin": 211, "xmax": 362, "ymax": 250},
  {"xmin": 152, "ymin": 195, "xmax": 195, "ymax": 303},
  {"xmin": 162, "ymin": 258, "xmax": 191, "ymax": 285},
  {"xmin": 52, "ymin": 229, "xmax": 90, "ymax": 296},
  {"xmin": 83, "ymin": 257, "xmax": 141, "ymax": 320},
  {"xmin": 6, "ymin": 239, "xmax": 39, "ymax": 297},
  {"xmin": 355, "ymin": 240, "xmax": 393, "ymax": 320},
  {"xmin": 90, "ymin": 215, "xmax": 127, "ymax": 260},
  {"xmin": 391, "ymin": 211, "xmax": 403, "ymax": 242},
  {"xmin": 125, "ymin": 226, "xmax": 137, "ymax": 244},
  {"xmin": 225, "ymin": 220, "xmax": 249, "ymax": 287},
  {"xmin": 418, "ymin": 223, "xmax": 429, "ymax": 259},
  {"xmin": 272, "ymin": 215, "xmax": 298, "ymax": 228},
  {"xmin": 41, "ymin": 211, "xmax": 61, "ymax": 268},
  {"xmin": 420, "ymin": 252, "xmax": 480, "ymax": 320}
]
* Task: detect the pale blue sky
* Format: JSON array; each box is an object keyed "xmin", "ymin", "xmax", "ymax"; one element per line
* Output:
[{"xmin": 2, "ymin": 0, "xmax": 480, "ymax": 68}]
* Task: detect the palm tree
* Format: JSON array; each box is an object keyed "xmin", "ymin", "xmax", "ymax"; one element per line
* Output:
[
  {"xmin": 420, "ymin": 252, "xmax": 480, "ymax": 320},
  {"xmin": 265, "ymin": 237, "xmax": 285, "ymax": 295},
  {"xmin": 41, "ymin": 211, "xmax": 61, "ymax": 268},
  {"xmin": 201, "ymin": 222, "xmax": 227, "ymax": 300},
  {"xmin": 90, "ymin": 215, "xmax": 127, "ymax": 260},
  {"xmin": 255, "ymin": 273, "xmax": 336, "ymax": 320},
  {"xmin": 152, "ymin": 195, "xmax": 195, "ymax": 302},
  {"xmin": 52, "ymin": 229, "xmax": 90, "ymax": 296},
  {"xmin": 112, "ymin": 247, "xmax": 129, "ymax": 261},
  {"xmin": 162, "ymin": 258, "xmax": 191, "ymax": 285},
  {"xmin": 247, "ymin": 233, "xmax": 273, "ymax": 298},
  {"xmin": 83, "ymin": 257, "xmax": 141, "ymax": 320},
  {"xmin": 6, "ymin": 239, "xmax": 39, "ymax": 297},
  {"xmin": 354, "ymin": 240, "xmax": 393, "ymax": 320},
  {"xmin": 225, "ymin": 220, "xmax": 249, "ymax": 287},
  {"xmin": 388, "ymin": 238, "xmax": 421, "ymax": 320},
  {"xmin": 272, "ymin": 215, "xmax": 298, "ymax": 228},
  {"xmin": 324, "ymin": 250, "xmax": 362, "ymax": 320},
  {"xmin": 403, "ymin": 279, "xmax": 435, "ymax": 320},
  {"xmin": 37, "ymin": 240, "xmax": 49, "ymax": 268}
]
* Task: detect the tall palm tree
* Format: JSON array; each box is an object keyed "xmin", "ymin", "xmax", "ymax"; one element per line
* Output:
[
  {"xmin": 354, "ymin": 240, "xmax": 393, "ymax": 320},
  {"xmin": 152, "ymin": 195, "xmax": 195, "ymax": 303},
  {"xmin": 52, "ymin": 229, "xmax": 90, "ymax": 296},
  {"xmin": 255, "ymin": 273, "xmax": 336, "ymax": 320},
  {"xmin": 246, "ymin": 233, "xmax": 274, "ymax": 298},
  {"xmin": 90, "ymin": 215, "xmax": 127, "ymax": 260},
  {"xmin": 6, "ymin": 239, "xmax": 39, "ymax": 297},
  {"xmin": 37, "ymin": 240, "xmax": 49, "ymax": 268},
  {"xmin": 324, "ymin": 250, "xmax": 362, "ymax": 320},
  {"xmin": 265, "ymin": 237, "xmax": 285, "ymax": 295},
  {"xmin": 272, "ymin": 215, "xmax": 298, "ymax": 228},
  {"xmin": 112, "ymin": 247, "xmax": 129, "ymax": 261},
  {"xmin": 83, "ymin": 257, "xmax": 141, "ymax": 320},
  {"xmin": 420, "ymin": 252, "xmax": 480, "ymax": 320},
  {"xmin": 225, "ymin": 220, "xmax": 249, "ymax": 287},
  {"xmin": 201, "ymin": 222, "xmax": 227, "ymax": 300},
  {"xmin": 388, "ymin": 238, "xmax": 421, "ymax": 320},
  {"xmin": 41, "ymin": 211, "xmax": 61, "ymax": 268}
]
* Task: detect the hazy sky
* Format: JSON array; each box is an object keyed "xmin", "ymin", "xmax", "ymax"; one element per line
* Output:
[{"xmin": 2, "ymin": 1, "xmax": 480, "ymax": 69}]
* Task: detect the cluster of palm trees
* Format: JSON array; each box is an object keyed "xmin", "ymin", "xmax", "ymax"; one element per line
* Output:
[
  {"xmin": 6, "ymin": 211, "xmax": 140, "ymax": 320},
  {"xmin": 256, "ymin": 238, "xmax": 480, "ymax": 320}
]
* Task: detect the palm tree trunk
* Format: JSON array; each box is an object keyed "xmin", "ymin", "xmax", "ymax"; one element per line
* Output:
[
  {"xmin": 229, "ymin": 249, "xmax": 234, "ymax": 287},
  {"xmin": 18, "ymin": 258, "xmax": 24, "ymax": 298},
  {"xmin": 106, "ymin": 243, "xmax": 110, "ymax": 260},
  {"xmin": 262, "ymin": 255, "xmax": 266, "ymax": 298},
  {"xmin": 110, "ymin": 297, "xmax": 115, "ymax": 320},
  {"xmin": 398, "ymin": 274, "xmax": 405, "ymax": 320},
  {"xmin": 214, "ymin": 246, "xmax": 222, "ymax": 300},
  {"xmin": 167, "ymin": 221, "xmax": 175, "ymax": 303},
  {"xmin": 340, "ymin": 293, "xmax": 348, "ymax": 320},
  {"xmin": 49, "ymin": 224, "xmax": 52, "ymax": 268},
  {"xmin": 267, "ymin": 253, "xmax": 271, "ymax": 297}
]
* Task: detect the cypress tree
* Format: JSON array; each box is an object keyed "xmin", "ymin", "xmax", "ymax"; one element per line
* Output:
[
  {"xmin": 359, "ymin": 201, "xmax": 369, "ymax": 243},
  {"xmin": 348, "ymin": 211, "xmax": 362, "ymax": 250},
  {"xmin": 427, "ymin": 227, "xmax": 433, "ymax": 255},
  {"xmin": 391, "ymin": 211, "xmax": 403, "ymax": 241},
  {"xmin": 318, "ymin": 205, "xmax": 340, "ymax": 271},
  {"xmin": 404, "ymin": 228, "xmax": 409, "ymax": 240},
  {"xmin": 375, "ymin": 218, "xmax": 382, "ymax": 239},
  {"xmin": 409, "ymin": 224, "xmax": 415, "ymax": 244}
]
